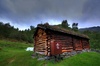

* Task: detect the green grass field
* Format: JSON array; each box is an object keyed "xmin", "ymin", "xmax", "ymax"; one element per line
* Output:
[{"xmin": 0, "ymin": 40, "xmax": 100, "ymax": 66}]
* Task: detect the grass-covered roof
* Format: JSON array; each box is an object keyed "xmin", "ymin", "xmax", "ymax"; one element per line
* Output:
[{"xmin": 37, "ymin": 23, "xmax": 89, "ymax": 39}]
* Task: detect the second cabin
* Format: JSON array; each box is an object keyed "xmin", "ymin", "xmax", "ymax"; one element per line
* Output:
[{"xmin": 33, "ymin": 23, "xmax": 90, "ymax": 56}]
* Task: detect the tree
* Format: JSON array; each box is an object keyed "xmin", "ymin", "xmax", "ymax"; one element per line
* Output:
[
  {"xmin": 72, "ymin": 23, "xmax": 78, "ymax": 31},
  {"xmin": 30, "ymin": 26, "xmax": 35, "ymax": 30},
  {"xmin": 61, "ymin": 20, "xmax": 69, "ymax": 29}
]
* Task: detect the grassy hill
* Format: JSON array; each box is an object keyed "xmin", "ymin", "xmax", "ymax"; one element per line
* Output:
[{"xmin": 0, "ymin": 40, "xmax": 100, "ymax": 66}]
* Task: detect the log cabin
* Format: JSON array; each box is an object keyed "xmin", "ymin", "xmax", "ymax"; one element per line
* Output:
[{"xmin": 33, "ymin": 23, "xmax": 90, "ymax": 56}]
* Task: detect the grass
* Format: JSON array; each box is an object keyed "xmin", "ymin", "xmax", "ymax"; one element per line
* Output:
[
  {"xmin": 47, "ymin": 52, "xmax": 100, "ymax": 66},
  {"xmin": 0, "ymin": 40, "xmax": 32, "ymax": 49},
  {"xmin": 0, "ymin": 40, "xmax": 100, "ymax": 66}
]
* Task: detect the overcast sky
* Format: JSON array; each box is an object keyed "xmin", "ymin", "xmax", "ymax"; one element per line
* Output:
[{"xmin": 0, "ymin": 0, "xmax": 100, "ymax": 30}]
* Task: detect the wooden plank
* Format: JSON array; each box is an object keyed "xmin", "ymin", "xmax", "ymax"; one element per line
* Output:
[
  {"xmin": 37, "ymin": 50, "xmax": 45, "ymax": 52},
  {"xmin": 62, "ymin": 49, "xmax": 73, "ymax": 52},
  {"xmin": 36, "ymin": 41, "xmax": 47, "ymax": 44},
  {"xmin": 36, "ymin": 48, "xmax": 45, "ymax": 50},
  {"xmin": 36, "ymin": 43, "xmax": 46, "ymax": 45},
  {"xmin": 75, "ymin": 48, "xmax": 82, "ymax": 51},
  {"xmin": 36, "ymin": 44, "xmax": 44, "ymax": 47}
]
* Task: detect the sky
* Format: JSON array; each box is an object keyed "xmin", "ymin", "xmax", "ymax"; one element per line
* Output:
[{"xmin": 0, "ymin": 0, "xmax": 100, "ymax": 30}]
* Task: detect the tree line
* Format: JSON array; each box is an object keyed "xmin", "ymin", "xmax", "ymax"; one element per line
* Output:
[
  {"xmin": 0, "ymin": 20, "xmax": 78, "ymax": 43},
  {"xmin": 0, "ymin": 22, "xmax": 35, "ymax": 43},
  {"xmin": 0, "ymin": 20, "xmax": 100, "ymax": 49}
]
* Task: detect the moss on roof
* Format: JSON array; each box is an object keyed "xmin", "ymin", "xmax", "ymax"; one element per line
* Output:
[{"xmin": 37, "ymin": 24, "xmax": 89, "ymax": 39}]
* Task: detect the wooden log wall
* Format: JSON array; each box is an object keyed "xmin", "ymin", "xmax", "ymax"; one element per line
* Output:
[
  {"xmin": 35, "ymin": 29, "xmax": 47, "ymax": 54},
  {"xmin": 50, "ymin": 32, "xmax": 73, "ymax": 53},
  {"xmin": 49, "ymin": 31, "xmax": 89, "ymax": 53},
  {"xmin": 82, "ymin": 39, "xmax": 90, "ymax": 49},
  {"xmin": 46, "ymin": 35, "xmax": 51, "ymax": 56},
  {"xmin": 34, "ymin": 29, "xmax": 90, "ymax": 56},
  {"xmin": 73, "ymin": 37, "xmax": 83, "ymax": 50},
  {"xmin": 46, "ymin": 31, "xmax": 51, "ymax": 56}
]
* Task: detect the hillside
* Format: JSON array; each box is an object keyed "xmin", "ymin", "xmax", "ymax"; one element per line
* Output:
[
  {"xmin": 79, "ymin": 26, "xmax": 100, "ymax": 32},
  {"xmin": 0, "ymin": 40, "xmax": 100, "ymax": 66}
]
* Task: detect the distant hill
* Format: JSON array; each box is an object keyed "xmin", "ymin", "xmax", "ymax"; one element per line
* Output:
[{"xmin": 79, "ymin": 26, "xmax": 100, "ymax": 32}]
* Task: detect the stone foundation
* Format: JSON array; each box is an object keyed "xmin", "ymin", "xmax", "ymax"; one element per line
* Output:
[
  {"xmin": 57, "ymin": 49, "xmax": 90, "ymax": 59},
  {"xmin": 90, "ymin": 49, "xmax": 100, "ymax": 53},
  {"xmin": 32, "ymin": 49, "xmax": 90, "ymax": 60}
]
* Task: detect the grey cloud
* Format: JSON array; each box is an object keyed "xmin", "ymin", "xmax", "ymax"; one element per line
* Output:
[
  {"xmin": 0, "ymin": 0, "xmax": 87, "ymax": 23},
  {"xmin": 0, "ymin": 0, "xmax": 100, "ymax": 29},
  {"xmin": 81, "ymin": 0, "xmax": 100, "ymax": 23}
]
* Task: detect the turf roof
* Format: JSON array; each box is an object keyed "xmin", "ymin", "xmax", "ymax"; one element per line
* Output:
[{"xmin": 37, "ymin": 24, "xmax": 89, "ymax": 39}]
